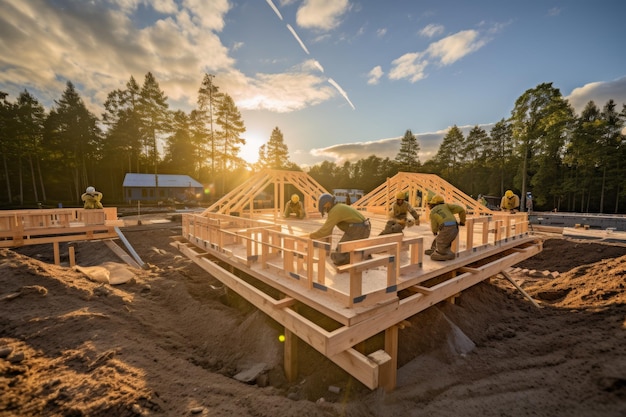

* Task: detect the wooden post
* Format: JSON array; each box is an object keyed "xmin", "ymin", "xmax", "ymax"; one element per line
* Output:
[
  {"xmin": 53, "ymin": 241, "xmax": 60, "ymax": 265},
  {"xmin": 283, "ymin": 328, "xmax": 298, "ymax": 382},
  {"xmin": 68, "ymin": 243, "xmax": 76, "ymax": 267},
  {"xmin": 381, "ymin": 325, "xmax": 399, "ymax": 392}
]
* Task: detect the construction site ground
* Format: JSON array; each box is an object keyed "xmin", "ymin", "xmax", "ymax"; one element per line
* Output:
[{"xmin": 1, "ymin": 212, "xmax": 626, "ymax": 417}]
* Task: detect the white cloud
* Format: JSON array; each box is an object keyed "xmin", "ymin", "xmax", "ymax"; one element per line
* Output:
[
  {"xmin": 296, "ymin": 0, "xmax": 349, "ymax": 31},
  {"xmin": 305, "ymin": 124, "xmax": 496, "ymax": 166},
  {"xmin": 389, "ymin": 53, "xmax": 428, "ymax": 83},
  {"xmin": 387, "ymin": 28, "xmax": 489, "ymax": 83},
  {"xmin": 548, "ymin": 7, "xmax": 561, "ymax": 17},
  {"xmin": 566, "ymin": 76, "xmax": 626, "ymax": 115},
  {"xmin": 0, "ymin": 0, "xmax": 342, "ymax": 118},
  {"xmin": 235, "ymin": 71, "xmax": 334, "ymax": 112},
  {"xmin": 426, "ymin": 30, "xmax": 486, "ymax": 66},
  {"xmin": 376, "ymin": 28, "xmax": 387, "ymax": 37},
  {"xmin": 367, "ymin": 66, "xmax": 384, "ymax": 85},
  {"xmin": 419, "ymin": 23, "xmax": 444, "ymax": 38}
]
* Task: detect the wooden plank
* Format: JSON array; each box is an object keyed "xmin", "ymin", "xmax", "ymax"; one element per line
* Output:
[
  {"xmin": 324, "ymin": 244, "xmax": 542, "ymax": 357},
  {"xmin": 103, "ymin": 240, "xmax": 142, "ymax": 269}
]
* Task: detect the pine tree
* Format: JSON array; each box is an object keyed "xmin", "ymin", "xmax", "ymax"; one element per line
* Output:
[
  {"xmin": 394, "ymin": 129, "xmax": 420, "ymax": 172},
  {"xmin": 434, "ymin": 125, "xmax": 464, "ymax": 180},
  {"xmin": 43, "ymin": 81, "xmax": 102, "ymax": 202},
  {"xmin": 138, "ymin": 72, "xmax": 170, "ymax": 197},
  {"xmin": 257, "ymin": 127, "xmax": 290, "ymax": 169},
  {"xmin": 196, "ymin": 74, "xmax": 223, "ymax": 177}
]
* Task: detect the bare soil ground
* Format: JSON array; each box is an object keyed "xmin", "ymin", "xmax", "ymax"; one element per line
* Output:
[{"xmin": 2, "ymin": 217, "xmax": 626, "ymax": 417}]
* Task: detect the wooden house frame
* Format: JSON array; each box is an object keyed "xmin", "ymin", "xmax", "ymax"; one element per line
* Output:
[
  {"xmin": 204, "ymin": 168, "xmax": 327, "ymax": 218},
  {"xmin": 352, "ymin": 172, "xmax": 494, "ymax": 218},
  {"xmin": 172, "ymin": 169, "xmax": 542, "ymax": 391}
]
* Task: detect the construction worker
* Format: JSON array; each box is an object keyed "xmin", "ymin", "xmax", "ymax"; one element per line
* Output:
[
  {"xmin": 380, "ymin": 191, "xmax": 420, "ymax": 235},
  {"xmin": 284, "ymin": 194, "xmax": 305, "ymax": 219},
  {"xmin": 425, "ymin": 195, "xmax": 466, "ymax": 261},
  {"xmin": 81, "ymin": 186, "xmax": 103, "ymax": 209},
  {"xmin": 391, "ymin": 191, "xmax": 420, "ymax": 227},
  {"xmin": 500, "ymin": 190, "xmax": 520, "ymax": 213},
  {"xmin": 303, "ymin": 193, "xmax": 371, "ymax": 266}
]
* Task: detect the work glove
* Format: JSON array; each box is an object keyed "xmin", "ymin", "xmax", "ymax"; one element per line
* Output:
[{"xmin": 407, "ymin": 219, "xmax": 415, "ymax": 227}]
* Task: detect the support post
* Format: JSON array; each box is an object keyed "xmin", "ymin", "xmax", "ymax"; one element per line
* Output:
[
  {"xmin": 53, "ymin": 241, "xmax": 60, "ymax": 265},
  {"xmin": 283, "ymin": 328, "xmax": 298, "ymax": 382},
  {"xmin": 68, "ymin": 243, "xmax": 76, "ymax": 267},
  {"xmin": 381, "ymin": 325, "xmax": 399, "ymax": 392}
]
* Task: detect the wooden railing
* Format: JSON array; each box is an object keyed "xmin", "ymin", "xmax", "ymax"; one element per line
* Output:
[
  {"xmin": 0, "ymin": 207, "xmax": 119, "ymax": 250},
  {"xmin": 180, "ymin": 211, "xmax": 532, "ymax": 309}
]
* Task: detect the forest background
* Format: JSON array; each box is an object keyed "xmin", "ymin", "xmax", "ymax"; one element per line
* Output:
[{"xmin": 1, "ymin": 72, "xmax": 625, "ymax": 214}]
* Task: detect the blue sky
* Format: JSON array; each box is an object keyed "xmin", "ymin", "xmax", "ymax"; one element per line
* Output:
[{"xmin": 1, "ymin": 0, "xmax": 625, "ymax": 168}]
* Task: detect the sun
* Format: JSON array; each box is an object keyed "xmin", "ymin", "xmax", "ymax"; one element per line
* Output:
[{"xmin": 240, "ymin": 133, "xmax": 265, "ymax": 165}]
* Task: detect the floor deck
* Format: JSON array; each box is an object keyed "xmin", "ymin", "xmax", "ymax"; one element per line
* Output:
[{"xmin": 172, "ymin": 210, "xmax": 542, "ymax": 391}]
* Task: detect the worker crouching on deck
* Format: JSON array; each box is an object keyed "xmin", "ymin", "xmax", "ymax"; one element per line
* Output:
[
  {"xmin": 425, "ymin": 195, "xmax": 466, "ymax": 261},
  {"xmin": 500, "ymin": 190, "xmax": 520, "ymax": 213},
  {"xmin": 302, "ymin": 193, "xmax": 371, "ymax": 266},
  {"xmin": 284, "ymin": 194, "xmax": 305, "ymax": 219},
  {"xmin": 81, "ymin": 186, "xmax": 103, "ymax": 209}
]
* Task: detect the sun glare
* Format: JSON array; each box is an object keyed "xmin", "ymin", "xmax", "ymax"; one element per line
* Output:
[{"xmin": 241, "ymin": 133, "xmax": 264, "ymax": 165}]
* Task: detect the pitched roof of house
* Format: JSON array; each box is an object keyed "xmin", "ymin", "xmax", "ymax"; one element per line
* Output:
[{"xmin": 122, "ymin": 173, "xmax": 203, "ymax": 188}]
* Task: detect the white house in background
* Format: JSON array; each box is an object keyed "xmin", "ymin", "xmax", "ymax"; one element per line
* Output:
[
  {"xmin": 122, "ymin": 173, "xmax": 203, "ymax": 203},
  {"xmin": 333, "ymin": 189, "xmax": 364, "ymax": 204}
]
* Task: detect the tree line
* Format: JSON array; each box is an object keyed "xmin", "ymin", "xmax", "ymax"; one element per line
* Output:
[{"xmin": 1, "ymin": 76, "xmax": 625, "ymax": 213}]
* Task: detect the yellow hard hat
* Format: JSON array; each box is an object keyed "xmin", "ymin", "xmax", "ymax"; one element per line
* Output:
[
  {"xmin": 429, "ymin": 195, "xmax": 444, "ymax": 205},
  {"xmin": 395, "ymin": 192, "xmax": 406, "ymax": 200},
  {"xmin": 505, "ymin": 190, "xmax": 514, "ymax": 198},
  {"xmin": 291, "ymin": 194, "xmax": 300, "ymax": 203}
]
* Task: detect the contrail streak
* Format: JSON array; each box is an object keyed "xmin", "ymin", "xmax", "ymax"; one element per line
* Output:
[
  {"xmin": 265, "ymin": 0, "xmax": 283, "ymax": 20},
  {"xmin": 313, "ymin": 60, "xmax": 324, "ymax": 73},
  {"xmin": 328, "ymin": 78, "xmax": 355, "ymax": 110},
  {"xmin": 264, "ymin": 1, "xmax": 355, "ymax": 110},
  {"xmin": 286, "ymin": 24, "xmax": 309, "ymax": 55}
]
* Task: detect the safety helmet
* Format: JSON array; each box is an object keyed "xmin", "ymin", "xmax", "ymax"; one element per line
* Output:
[
  {"xmin": 291, "ymin": 194, "xmax": 300, "ymax": 204},
  {"xmin": 318, "ymin": 193, "xmax": 334, "ymax": 216},
  {"xmin": 395, "ymin": 191, "xmax": 406, "ymax": 200},
  {"xmin": 86, "ymin": 186, "xmax": 95, "ymax": 193},
  {"xmin": 505, "ymin": 190, "xmax": 514, "ymax": 198},
  {"xmin": 429, "ymin": 195, "xmax": 444, "ymax": 205}
]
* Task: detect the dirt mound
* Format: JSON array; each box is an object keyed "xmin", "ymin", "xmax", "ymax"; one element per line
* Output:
[{"xmin": 2, "ymin": 226, "xmax": 626, "ymax": 416}]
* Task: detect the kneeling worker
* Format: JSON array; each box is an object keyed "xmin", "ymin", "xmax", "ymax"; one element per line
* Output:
[
  {"xmin": 303, "ymin": 193, "xmax": 371, "ymax": 266},
  {"xmin": 425, "ymin": 195, "xmax": 466, "ymax": 261},
  {"xmin": 390, "ymin": 191, "xmax": 420, "ymax": 227},
  {"xmin": 380, "ymin": 191, "xmax": 420, "ymax": 235},
  {"xmin": 284, "ymin": 194, "xmax": 305, "ymax": 219}
]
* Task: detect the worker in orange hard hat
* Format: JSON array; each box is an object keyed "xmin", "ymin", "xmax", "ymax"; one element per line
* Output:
[{"xmin": 283, "ymin": 194, "xmax": 305, "ymax": 219}]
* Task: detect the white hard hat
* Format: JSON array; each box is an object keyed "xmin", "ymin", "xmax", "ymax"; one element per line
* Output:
[{"xmin": 86, "ymin": 186, "xmax": 95, "ymax": 193}]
